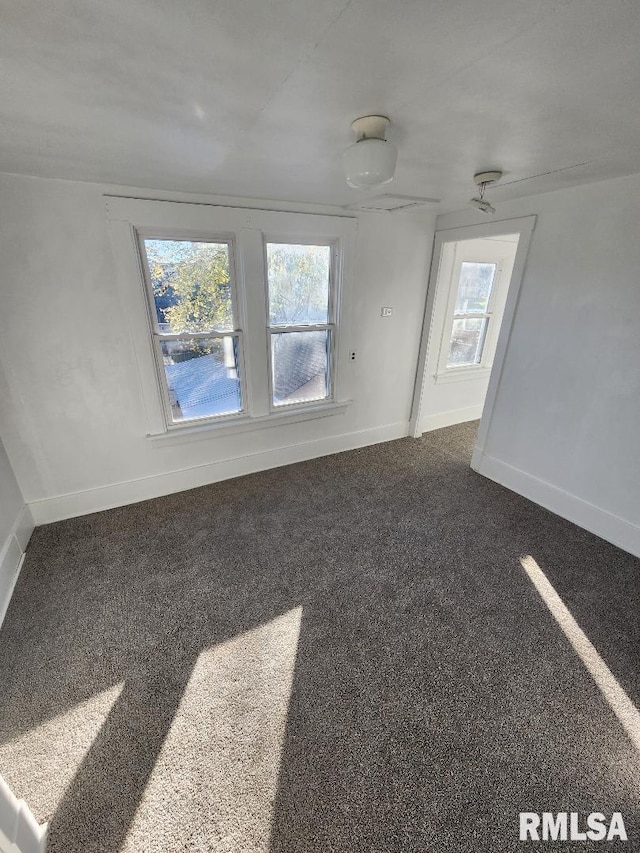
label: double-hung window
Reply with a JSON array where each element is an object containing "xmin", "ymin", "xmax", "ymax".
[
  {"xmin": 434, "ymin": 237, "xmax": 518, "ymax": 380},
  {"xmin": 106, "ymin": 199, "xmax": 355, "ymax": 436},
  {"xmin": 446, "ymin": 261, "xmax": 497, "ymax": 368},
  {"xmin": 140, "ymin": 238, "xmax": 244, "ymax": 424},
  {"xmin": 265, "ymin": 242, "xmax": 335, "ymax": 408}
]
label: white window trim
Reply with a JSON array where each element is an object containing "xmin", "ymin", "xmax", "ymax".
[
  {"xmin": 433, "ymin": 365, "xmax": 492, "ymax": 384},
  {"xmin": 136, "ymin": 228, "xmax": 249, "ymax": 429},
  {"xmin": 105, "ymin": 197, "xmax": 357, "ymax": 438},
  {"xmin": 146, "ymin": 400, "xmax": 350, "ymax": 446},
  {"xmin": 263, "ymin": 234, "xmax": 341, "ymax": 412}
]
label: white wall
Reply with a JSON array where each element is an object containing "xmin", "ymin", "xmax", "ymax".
[
  {"xmin": 437, "ymin": 174, "xmax": 640, "ymax": 556},
  {"xmin": 418, "ymin": 237, "xmax": 517, "ymax": 432},
  {"xmin": 0, "ymin": 173, "xmax": 435, "ymax": 523}
]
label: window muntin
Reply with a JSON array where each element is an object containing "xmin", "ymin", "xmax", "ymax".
[
  {"xmin": 140, "ymin": 237, "xmax": 243, "ymax": 425},
  {"xmin": 265, "ymin": 242, "xmax": 334, "ymax": 408},
  {"xmin": 446, "ymin": 261, "xmax": 497, "ymax": 368}
]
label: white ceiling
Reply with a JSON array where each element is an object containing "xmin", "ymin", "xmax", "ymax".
[{"xmin": 1, "ymin": 0, "xmax": 640, "ymax": 212}]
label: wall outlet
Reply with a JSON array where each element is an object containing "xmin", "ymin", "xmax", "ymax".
[
  {"xmin": 349, "ymin": 351, "xmax": 356, "ymax": 361},
  {"xmin": 381, "ymin": 306, "xmax": 393, "ymax": 317}
]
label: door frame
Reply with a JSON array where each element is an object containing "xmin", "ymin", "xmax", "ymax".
[{"xmin": 409, "ymin": 216, "xmax": 536, "ymax": 456}]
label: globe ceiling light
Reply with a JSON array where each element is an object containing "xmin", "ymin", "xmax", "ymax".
[{"xmin": 342, "ymin": 115, "xmax": 398, "ymax": 189}]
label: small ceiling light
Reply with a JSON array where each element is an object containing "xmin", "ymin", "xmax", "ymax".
[
  {"xmin": 342, "ymin": 115, "xmax": 398, "ymax": 189},
  {"xmin": 468, "ymin": 170, "xmax": 502, "ymax": 214}
]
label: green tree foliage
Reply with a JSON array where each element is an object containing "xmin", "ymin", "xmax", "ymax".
[
  {"xmin": 145, "ymin": 240, "xmax": 233, "ymax": 333},
  {"xmin": 267, "ymin": 244, "xmax": 330, "ymax": 325},
  {"xmin": 145, "ymin": 240, "xmax": 331, "ymax": 335}
]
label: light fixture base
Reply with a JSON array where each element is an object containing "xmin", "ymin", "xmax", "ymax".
[
  {"xmin": 351, "ymin": 115, "xmax": 390, "ymax": 141},
  {"xmin": 473, "ymin": 170, "xmax": 503, "ymax": 186}
]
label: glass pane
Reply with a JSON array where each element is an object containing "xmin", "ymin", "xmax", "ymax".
[
  {"xmin": 266, "ymin": 243, "xmax": 331, "ymax": 326},
  {"xmin": 160, "ymin": 336, "xmax": 242, "ymax": 422},
  {"xmin": 447, "ymin": 318, "xmax": 489, "ymax": 367},
  {"xmin": 454, "ymin": 262, "xmax": 496, "ymax": 314},
  {"xmin": 143, "ymin": 239, "xmax": 233, "ymax": 333},
  {"xmin": 271, "ymin": 330, "xmax": 329, "ymax": 406}
]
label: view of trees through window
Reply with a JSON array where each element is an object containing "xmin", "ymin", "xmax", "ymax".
[
  {"xmin": 143, "ymin": 239, "xmax": 240, "ymax": 422},
  {"xmin": 144, "ymin": 239, "xmax": 233, "ymax": 334},
  {"xmin": 141, "ymin": 238, "xmax": 335, "ymax": 422}
]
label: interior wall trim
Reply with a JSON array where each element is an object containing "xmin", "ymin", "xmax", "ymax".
[
  {"xmin": 0, "ymin": 774, "xmax": 47, "ymax": 853},
  {"xmin": 472, "ymin": 448, "xmax": 640, "ymax": 558},
  {"xmin": 421, "ymin": 404, "xmax": 484, "ymax": 433},
  {"xmin": 28, "ymin": 421, "xmax": 410, "ymax": 525},
  {"xmin": 0, "ymin": 505, "xmax": 34, "ymax": 630}
]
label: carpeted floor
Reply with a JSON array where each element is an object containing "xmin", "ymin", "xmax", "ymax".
[{"xmin": 0, "ymin": 422, "xmax": 639, "ymax": 852}]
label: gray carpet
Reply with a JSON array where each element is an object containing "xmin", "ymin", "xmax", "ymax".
[{"xmin": 0, "ymin": 422, "xmax": 639, "ymax": 852}]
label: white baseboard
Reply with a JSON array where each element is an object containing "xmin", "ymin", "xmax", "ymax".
[
  {"xmin": 472, "ymin": 448, "xmax": 640, "ymax": 558},
  {"xmin": 0, "ymin": 775, "xmax": 47, "ymax": 853},
  {"xmin": 29, "ymin": 421, "xmax": 410, "ymax": 525},
  {"xmin": 0, "ymin": 506, "xmax": 34, "ymax": 630},
  {"xmin": 420, "ymin": 404, "xmax": 484, "ymax": 434}
]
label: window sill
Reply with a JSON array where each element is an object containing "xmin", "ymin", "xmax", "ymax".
[
  {"xmin": 433, "ymin": 366, "xmax": 492, "ymax": 384},
  {"xmin": 146, "ymin": 400, "xmax": 351, "ymax": 445}
]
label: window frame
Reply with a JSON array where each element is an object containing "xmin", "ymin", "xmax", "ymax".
[
  {"xmin": 137, "ymin": 230, "xmax": 249, "ymax": 429},
  {"xmin": 263, "ymin": 236, "xmax": 339, "ymax": 411},
  {"xmin": 105, "ymin": 197, "xmax": 356, "ymax": 438},
  {"xmin": 436, "ymin": 253, "xmax": 507, "ymax": 379},
  {"xmin": 444, "ymin": 259, "xmax": 499, "ymax": 371}
]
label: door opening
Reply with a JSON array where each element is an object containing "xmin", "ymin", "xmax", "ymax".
[{"xmin": 410, "ymin": 217, "xmax": 535, "ymax": 441}]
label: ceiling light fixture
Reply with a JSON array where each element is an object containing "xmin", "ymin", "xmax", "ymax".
[
  {"xmin": 468, "ymin": 170, "xmax": 502, "ymax": 214},
  {"xmin": 342, "ymin": 115, "xmax": 398, "ymax": 189}
]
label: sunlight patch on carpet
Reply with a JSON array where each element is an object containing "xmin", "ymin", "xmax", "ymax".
[
  {"xmin": 521, "ymin": 555, "xmax": 640, "ymax": 755},
  {"xmin": 0, "ymin": 682, "xmax": 124, "ymax": 822},
  {"xmin": 123, "ymin": 606, "xmax": 303, "ymax": 853}
]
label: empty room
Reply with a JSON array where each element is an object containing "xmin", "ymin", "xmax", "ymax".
[{"xmin": 0, "ymin": 1, "xmax": 639, "ymax": 851}]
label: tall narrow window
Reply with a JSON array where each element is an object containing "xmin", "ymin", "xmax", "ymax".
[
  {"xmin": 140, "ymin": 238, "xmax": 243, "ymax": 424},
  {"xmin": 265, "ymin": 242, "xmax": 333, "ymax": 407},
  {"xmin": 446, "ymin": 261, "xmax": 496, "ymax": 368}
]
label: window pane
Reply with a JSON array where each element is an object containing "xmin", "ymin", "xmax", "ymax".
[
  {"xmin": 161, "ymin": 336, "xmax": 241, "ymax": 422},
  {"xmin": 271, "ymin": 330, "xmax": 329, "ymax": 406},
  {"xmin": 144, "ymin": 239, "xmax": 233, "ymax": 333},
  {"xmin": 454, "ymin": 262, "xmax": 496, "ymax": 314},
  {"xmin": 447, "ymin": 318, "xmax": 489, "ymax": 367},
  {"xmin": 266, "ymin": 243, "xmax": 331, "ymax": 326}
]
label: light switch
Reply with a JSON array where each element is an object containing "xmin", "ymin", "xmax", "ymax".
[{"xmin": 381, "ymin": 307, "xmax": 393, "ymax": 317}]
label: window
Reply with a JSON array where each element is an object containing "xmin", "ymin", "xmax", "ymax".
[
  {"xmin": 446, "ymin": 261, "xmax": 496, "ymax": 368},
  {"xmin": 431, "ymin": 235, "xmax": 519, "ymax": 382},
  {"xmin": 140, "ymin": 238, "xmax": 244, "ymax": 424},
  {"xmin": 266, "ymin": 242, "xmax": 334, "ymax": 408},
  {"xmin": 106, "ymin": 199, "xmax": 355, "ymax": 436}
]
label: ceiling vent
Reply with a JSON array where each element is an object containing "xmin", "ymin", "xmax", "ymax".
[{"xmin": 345, "ymin": 194, "xmax": 440, "ymax": 213}]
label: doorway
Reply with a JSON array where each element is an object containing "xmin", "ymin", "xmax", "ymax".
[{"xmin": 410, "ymin": 217, "xmax": 535, "ymax": 441}]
